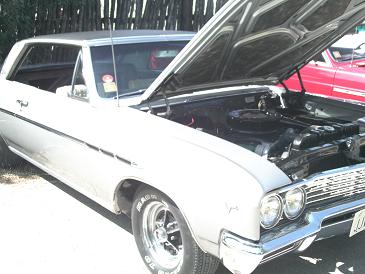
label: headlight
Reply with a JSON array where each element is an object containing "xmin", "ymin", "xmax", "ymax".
[
  {"xmin": 284, "ymin": 188, "xmax": 306, "ymax": 220},
  {"xmin": 260, "ymin": 195, "xmax": 283, "ymax": 229}
]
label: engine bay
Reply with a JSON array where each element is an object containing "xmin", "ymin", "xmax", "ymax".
[{"xmin": 165, "ymin": 87, "xmax": 365, "ymax": 180}]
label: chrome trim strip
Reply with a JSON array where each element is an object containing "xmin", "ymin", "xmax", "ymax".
[
  {"xmin": 8, "ymin": 145, "xmax": 118, "ymax": 213},
  {"xmin": 333, "ymin": 87, "xmax": 365, "ymax": 98},
  {"xmin": 261, "ymin": 241, "xmax": 302, "ymax": 264},
  {"xmin": 308, "ymin": 188, "xmax": 365, "ymax": 204},
  {"xmin": 22, "ymin": 34, "xmax": 195, "ymax": 48},
  {"xmin": 0, "ymin": 107, "xmax": 132, "ymax": 165},
  {"xmin": 321, "ymin": 215, "xmax": 354, "ymax": 230}
]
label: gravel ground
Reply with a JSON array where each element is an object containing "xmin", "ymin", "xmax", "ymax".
[
  {"xmin": 0, "ymin": 164, "xmax": 147, "ymax": 274},
  {"xmin": 0, "ymin": 164, "xmax": 364, "ymax": 274}
]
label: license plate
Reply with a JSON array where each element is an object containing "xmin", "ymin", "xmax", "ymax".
[{"xmin": 350, "ymin": 209, "xmax": 365, "ymax": 237}]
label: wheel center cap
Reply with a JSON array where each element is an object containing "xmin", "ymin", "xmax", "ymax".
[{"xmin": 154, "ymin": 228, "xmax": 168, "ymax": 243}]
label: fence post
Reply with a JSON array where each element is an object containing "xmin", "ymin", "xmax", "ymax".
[{"xmin": 181, "ymin": 0, "xmax": 193, "ymax": 31}]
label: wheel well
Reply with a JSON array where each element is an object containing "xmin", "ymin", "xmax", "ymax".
[
  {"xmin": 114, "ymin": 179, "xmax": 208, "ymax": 254},
  {"xmin": 115, "ymin": 179, "xmax": 145, "ymax": 217}
]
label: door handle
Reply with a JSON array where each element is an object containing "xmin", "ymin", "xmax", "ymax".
[{"xmin": 16, "ymin": 100, "xmax": 29, "ymax": 108}]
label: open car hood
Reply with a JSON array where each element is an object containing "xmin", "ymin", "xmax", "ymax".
[{"xmin": 142, "ymin": 0, "xmax": 365, "ymax": 102}]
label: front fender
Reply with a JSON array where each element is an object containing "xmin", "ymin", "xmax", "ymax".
[
  {"xmin": 131, "ymin": 137, "xmax": 287, "ymax": 257},
  {"xmin": 84, "ymin": 108, "xmax": 292, "ymax": 257}
]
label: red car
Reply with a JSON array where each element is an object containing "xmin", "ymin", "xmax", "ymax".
[{"xmin": 284, "ymin": 33, "xmax": 365, "ymax": 102}]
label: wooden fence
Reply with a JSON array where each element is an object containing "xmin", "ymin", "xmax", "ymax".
[{"xmin": 0, "ymin": 0, "xmax": 229, "ymax": 62}]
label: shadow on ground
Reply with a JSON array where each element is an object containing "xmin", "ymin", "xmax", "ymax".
[
  {"xmin": 0, "ymin": 163, "xmax": 45, "ymax": 184},
  {"xmin": 0, "ymin": 163, "xmax": 132, "ymax": 232},
  {"xmin": 37, "ymin": 166, "xmax": 133, "ymax": 234}
]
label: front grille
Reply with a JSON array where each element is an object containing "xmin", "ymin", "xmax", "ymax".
[{"xmin": 306, "ymin": 167, "xmax": 365, "ymax": 205}]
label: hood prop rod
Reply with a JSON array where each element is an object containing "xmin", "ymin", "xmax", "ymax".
[{"xmin": 296, "ymin": 68, "xmax": 306, "ymax": 94}]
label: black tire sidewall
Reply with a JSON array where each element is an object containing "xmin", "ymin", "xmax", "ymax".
[{"xmin": 132, "ymin": 187, "xmax": 198, "ymax": 274}]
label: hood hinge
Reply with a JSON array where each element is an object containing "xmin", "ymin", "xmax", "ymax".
[
  {"xmin": 161, "ymin": 90, "xmax": 172, "ymax": 118},
  {"xmin": 153, "ymin": 72, "xmax": 177, "ymax": 118}
]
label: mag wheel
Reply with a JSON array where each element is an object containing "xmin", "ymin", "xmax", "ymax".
[
  {"xmin": 132, "ymin": 186, "xmax": 219, "ymax": 274},
  {"xmin": 142, "ymin": 200, "xmax": 183, "ymax": 269}
]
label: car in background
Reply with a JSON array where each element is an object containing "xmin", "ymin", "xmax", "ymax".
[{"xmin": 284, "ymin": 33, "xmax": 365, "ymax": 102}]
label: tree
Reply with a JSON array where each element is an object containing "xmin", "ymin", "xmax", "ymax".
[
  {"xmin": 0, "ymin": 0, "xmax": 36, "ymax": 63},
  {"xmin": 0, "ymin": 0, "xmax": 221, "ymax": 63}
]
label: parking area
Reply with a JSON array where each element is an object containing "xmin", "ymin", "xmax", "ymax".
[{"xmin": 0, "ymin": 165, "xmax": 364, "ymax": 274}]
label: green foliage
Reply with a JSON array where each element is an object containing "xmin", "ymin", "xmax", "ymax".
[
  {"xmin": 0, "ymin": 0, "xmax": 218, "ymax": 63},
  {"xmin": 0, "ymin": 0, "xmax": 89, "ymax": 63},
  {"xmin": 0, "ymin": 0, "xmax": 37, "ymax": 63}
]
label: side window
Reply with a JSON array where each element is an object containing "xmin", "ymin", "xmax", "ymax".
[
  {"xmin": 312, "ymin": 53, "xmax": 326, "ymax": 63},
  {"xmin": 11, "ymin": 44, "xmax": 81, "ymax": 93}
]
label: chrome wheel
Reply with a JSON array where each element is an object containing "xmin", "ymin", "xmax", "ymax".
[
  {"xmin": 133, "ymin": 187, "xmax": 220, "ymax": 274},
  {"xmin": 142, "ymin": 201, "xmax": 183, "ymax": 269}
]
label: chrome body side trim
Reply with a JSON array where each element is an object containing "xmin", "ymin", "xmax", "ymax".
[
  {"xmin": 0, "ymin": 107, "xmax": 132, "ymax": 166},
  {"xmin": 8, "ymin": 145, "xmax": 118, "ymax": 212}
]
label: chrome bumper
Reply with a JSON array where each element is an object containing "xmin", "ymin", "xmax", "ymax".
[{"xmin": 219, "ymin": 196, "xmax": 365, "ymax": 274}]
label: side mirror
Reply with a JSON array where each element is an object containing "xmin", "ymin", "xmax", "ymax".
[
  {"xmin": 72, "ymin": 84, "xmax": 88, "ymax": 99},
  {"xmin": 56, "ymin": 85, "xmax": 73, "ymax": 97},
  {"xmin": 56, "ymin": 84, "xmax": 89, "ymax": 101}
]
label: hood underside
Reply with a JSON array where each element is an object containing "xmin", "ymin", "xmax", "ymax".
[{"xmin": 143, "ymin": 0, "xmax": 365, "ymax": 102}]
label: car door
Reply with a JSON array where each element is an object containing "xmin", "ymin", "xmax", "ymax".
[
  {"xmin": 284, "ymin": 52, "xmax": 337, "ymax": 96},
  {"xmin": 332, "ymin": 65, "xmax": 365, "ymax": 101},
  {"xmin": 0, "ymin": 43, "xmax": 130, "ymax": 205}
]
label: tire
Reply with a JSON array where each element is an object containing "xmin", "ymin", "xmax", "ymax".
[
  {"xmin": 132, "ymin": 186, "xmax": 220, "ymax": 274},
  {"xmin": 0, "ymin": 136, "xmax": 23, "ymax": 168}
]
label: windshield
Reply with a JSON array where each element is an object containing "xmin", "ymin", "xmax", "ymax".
[
  {"xmin": 329, "ymin": 46, "xmax": 365, "ymax": 62},
  {"xmin": 91, "ymin": 41, "xmax": 188, "ymax": 98}
]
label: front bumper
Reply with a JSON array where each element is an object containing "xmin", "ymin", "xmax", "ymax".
[{"xmin": 219, "ymin": 196, "xmax": 365, "ymax": 274}]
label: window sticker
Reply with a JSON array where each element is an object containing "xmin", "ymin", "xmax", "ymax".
[
  {"xmin": 102, "ymin": 74, "xmax": 114, "ymax": 83},
  {"xmin": 103, "ymin": 82, "xmax": 117, "ymax": 93}
]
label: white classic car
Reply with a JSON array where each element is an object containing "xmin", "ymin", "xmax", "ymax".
[{"xmin": 2, "ymin": 1, "xmax": 365, "ymax": 274}]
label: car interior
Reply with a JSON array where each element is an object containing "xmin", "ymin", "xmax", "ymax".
[{"xmin": 10, "ymin": 44, "xmax": 80, "ymax": 93}]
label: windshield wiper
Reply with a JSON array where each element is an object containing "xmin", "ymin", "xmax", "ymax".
[{"xmin": 113, "ymin": 89, "xmax": 146, "ymax": 99}]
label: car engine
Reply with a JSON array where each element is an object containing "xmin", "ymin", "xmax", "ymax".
[
  {"xmin": 226, "ymin": 108, "xmax": 359, "ymax": 159},
  {"xmin": 168, "ymin": 87, "xmax": 365, "ymax": 180}
]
